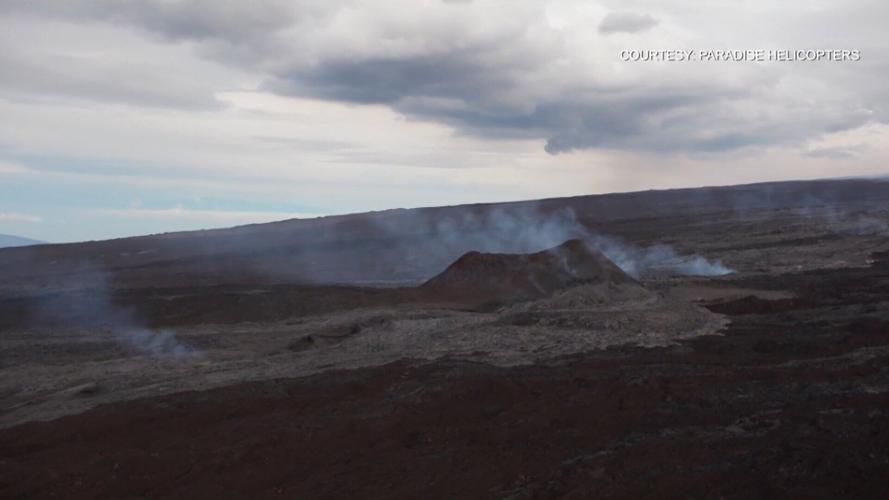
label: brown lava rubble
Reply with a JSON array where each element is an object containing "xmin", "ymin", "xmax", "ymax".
[{"xmin": 420, "ymin": 239, "xmax": 635, "ymax": 304}]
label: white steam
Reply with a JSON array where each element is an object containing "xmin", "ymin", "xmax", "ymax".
[
  {"xmin": 375, "ymin": 205, "xmax": 733, "ymax": 278},
  {"xmin": 794, "ymin": 203, "xmax": 889, "ymax": 237},
  {"xmin": 589, "ymin": 237, "xmax": 733, "ymax": 278},
  {"xmin": 119, "ymin": 326, "xmax": 200, "ymax": 358},
  {"xmin": 32, "ymin": 269, "xmax": 201, "ymax": 359}
]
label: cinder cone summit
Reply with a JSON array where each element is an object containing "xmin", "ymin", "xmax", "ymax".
[{"xmin": 421, "ymin": 239, "xmax": 634, "ymax": 302}]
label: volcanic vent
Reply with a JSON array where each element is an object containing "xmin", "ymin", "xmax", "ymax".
[{"xmin": 420, "ymin": 239, "xmax": 635, "ymax": 304}]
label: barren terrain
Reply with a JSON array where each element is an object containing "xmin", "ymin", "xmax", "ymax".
[{"xmin": 3, "ymin": 179, "xmax": 889, "ymax": 498}]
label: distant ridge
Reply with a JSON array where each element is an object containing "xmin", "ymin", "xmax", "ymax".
[
  {"xmin": 0, "ymin": 234, "xmax": 44, "ymax": 249},
  {"xmin": 0, "ymin": 177, "xmax": 887, "ymax": 290}
]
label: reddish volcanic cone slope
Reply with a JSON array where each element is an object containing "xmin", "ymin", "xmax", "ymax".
[{"xmin": 420, "ymin": 239, "xmax": 634, "ymax": 304}]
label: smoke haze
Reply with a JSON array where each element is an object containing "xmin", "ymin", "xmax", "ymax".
[
  {"xmin": 373, "ymin": 205, "xmax": 733, "ymax": 279},
  {"xmin": 29, "ymin": 269, "xmax": 200, "ymax": 359}
]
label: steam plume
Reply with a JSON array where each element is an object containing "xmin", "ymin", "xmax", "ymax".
[{"xmin": 375, "ymin": 205, "xmax": 733, "ymax": 278}]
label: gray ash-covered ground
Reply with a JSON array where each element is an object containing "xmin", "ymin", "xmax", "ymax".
[
  {"xmin": 2, "ymin": 179, "xmax": 889, "ymax": 498},
  {"xmin": 0, "ymin": 241, "xmax": 722, "ymax": 428}
]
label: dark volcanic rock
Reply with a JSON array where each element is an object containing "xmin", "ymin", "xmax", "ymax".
[
  {"xmin": 5, "ymin": 263, "xmax": 889, "ymax": 499},
  {"xmin": 420, "ymin": 239, "xmax": 634, "ymax": 303}
]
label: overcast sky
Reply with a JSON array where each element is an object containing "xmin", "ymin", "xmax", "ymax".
[{"xmin": 1, "ymin": 0, "xmax": 888, "ymax": 242}]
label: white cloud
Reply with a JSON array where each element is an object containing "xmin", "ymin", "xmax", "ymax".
[
  {"xmin": 0, "ymin": 212, "xmax": 43, "ymax": 223},
  {"xmin": 0, "ymin": 161, "xmax": 31, "ymax": 174},
  {"xmin": 0, "ymin": 14, "xmax": 253, "ymax": 110}
]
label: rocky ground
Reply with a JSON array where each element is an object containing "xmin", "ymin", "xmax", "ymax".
[
  {"xmin": 0, "ymin": 256, "xmax": 725, "ymax": 428},
  {"xmin": 2, "ymin": 179, "xmax": 889, "ymax": 498}
]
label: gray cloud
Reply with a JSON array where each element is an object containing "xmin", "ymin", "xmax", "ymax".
[
  {"xmin": 267, "ymin": 52, "xmax": 498, "ymax": 105},
  {"xmin": 598, "ymin": 12, "xmax": 658, "ymax": 34},
  {"xmin": 2, "ymin": 0, "xmax": 886, "ymax": 156},
  {"xmin": 267, "ymin": 49, "xmax": 873, "ymax": 154},
  {"xmin": 0, "ymin": 0, "xmax": 297, "ymax": 42}
]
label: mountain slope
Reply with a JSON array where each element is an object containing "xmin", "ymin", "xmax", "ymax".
[
  {"xmin": 0, "ymin": 178, "xmax": 886, "ymax": 290},
  {"xmin": 0, "ymin": 234, "xmax": 43, "ymax": 249}
]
